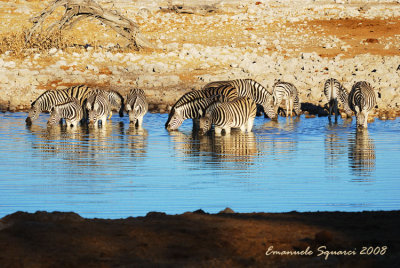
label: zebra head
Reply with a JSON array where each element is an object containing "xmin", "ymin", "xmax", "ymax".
[
  {"xmin": 47, "ymin": 106, "xmax": 61, "ymax": 127},
  {"xmin": 199, "ymin": 110, "xmax": 212, "ymax": 135},
  {"xmin": 263, "ymin": 98, "xmax": 277, "ymax": 120},
  {"xmin": 88, "ymin": 102, "xmax": 100, "ymax": 126},
  {"xmin": 165, "ymin": 107, "xmax": 184, "ymax": 131},
  {"xmin": 125, "ymin": 103, "xmax": 139, "ymax": 124},
  {"xmin": 26, "ymin": 102, "xmax": 41, "ymax": 124},
  {"xmin": 354, "ymin": 106, "xmax": 368, "ymax": 128}
]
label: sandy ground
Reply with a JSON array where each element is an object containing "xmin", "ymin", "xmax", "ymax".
[{"xmin": 0, "ymin": 210, "xmax": 399, "ymax": 267}]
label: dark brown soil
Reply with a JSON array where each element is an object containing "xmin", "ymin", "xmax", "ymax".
[{"xmin": 0, "ymin": 210, "xmax": 399, "ymax": 267}]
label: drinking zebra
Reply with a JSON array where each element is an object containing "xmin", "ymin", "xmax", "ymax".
[
  {"xmin": 26, "ymin": 85, "xmax": 92, "ymax": 124},
  {"xmin": 348, "ymin": 81, "xmax": 376, "ymax": 128},
  {"xmin": 86, "ymin": 92, "xmax": 111, "ymax": 127},
  {"xmin": 47, "ymin": 97, "xmax": 84, "ymax": 127},
  {"xmin": 203, "ymin": 79, "xmax": 276, "ymax": 119},
  {"xmin": 199, "ymin": 97, "xmax": 257, "ymax": 135},
  {"xmin": 165, "ymin": 86, "xmax": 235, "ymax": 130},
  {"xmin": 86, "ymin": 89, "xmax": 124, "ymax": 118},
  {"xmin": 323, "ymin": 78, "xmax": 353, "ymax": 120},
  {"xmin": 271, "ymin": 81, "xmax": 301, "ymax": 119},
  {"xmin": 125, "ymin": 88, "xmax": 148, "ymax": 127}
]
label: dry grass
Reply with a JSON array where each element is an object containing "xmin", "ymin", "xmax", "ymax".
[{"xmin": 0, "ymin": 28, "xmax": 78, "ymax": 55}]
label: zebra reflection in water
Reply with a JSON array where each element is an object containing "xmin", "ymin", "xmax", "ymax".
[
  {"xmin": 348, "ymin": 129, "xmax": 376, "ymax": 178},
  {"xmin": 257, "ymin": 117, "xmax": 300, "ymax": 161},
  {"xmin": 126, "ymin": 125, "xmax": 148, "ymax": 159},
  {"xmin": 324, "ymin": 121, "xmax": 352, "ymax": 176},
  {"xmin": 169, "ymin": 130, "xmax": 258, "ymax": 169}
]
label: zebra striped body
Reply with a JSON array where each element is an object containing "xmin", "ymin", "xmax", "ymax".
[
  {"xmin": 348, "ymin": 81, "xmax": 376, "ymax": 128},
  {"xmin": 203, "ymin": 79, "xmax": 275, "ymax": 119},
  {"xmin": 271, "ymin": 81, "xmax": 301, "ymax": 119},
  {"xmin": 86, "ymin": 89, "xmax": 124, "ymax": 118},
  {"xmin": 165, "ymin": 86, "xmax": 235, "ymax": 130},
  {"xmin": 47, "ymin": 97, "xmax": 83, "ymax": 127},
  {"xmin": 86, "ymin": 93, "xmax": 111, "ymax": 127},
  {"xmin": 125, "ymin": 88, "xmax": 148, "ymax": 127},
  {"xmin": 200, "ymin": 97, "xmax": 257, "ymax": 135},
  {"xmin": 323, "ymin": 78, "xmax": 352, "ymax": 119},
  {"xmin": 26, "ymin": 85, "xmax": 92, "ymax": 124}
]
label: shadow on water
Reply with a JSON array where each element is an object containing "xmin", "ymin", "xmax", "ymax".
[
  {"xmin": 348, "ymin": 128, "xmax": 376, "ymax": 179},
  {"xmin": 169, "ymin": 129, "xmax": 258, "ymax": 170}
]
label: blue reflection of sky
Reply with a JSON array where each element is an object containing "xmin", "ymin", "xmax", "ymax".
[{"xmin": 0, "ymin": 112, "xmax": 399, "ymax": 219}]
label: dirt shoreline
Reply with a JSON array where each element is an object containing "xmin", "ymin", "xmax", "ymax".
[{"xmin": 0, "ymin": 210, "xmax": 399, "ymax": 267}]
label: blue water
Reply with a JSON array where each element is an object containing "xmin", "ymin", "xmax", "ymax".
[{"xmin": 0, "ymin": 112, "xmax": 399, "ymax": 218}]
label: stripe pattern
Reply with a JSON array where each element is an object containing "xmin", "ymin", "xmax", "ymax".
[
  {"xmin": 125, "ymin": 88, "xmax": 148, "ymax": 127},
  {"xmin": 165, "ymin": 87, "xmax": 234, "ymax": 130},
  {"xmin": 323, "ymin": 78, "xmax": 352, "ymax": 119},
  {"xmin": 26, "ymin": 85, "xmax": 92, "ymax": 124},
  {"xmin": 86, "ymin": 92, "xmax": 111, "ymax": 127},
  {"xmin": 199, "ymin": 97, "xmax": 257, "ymax": 135},
  {"xmin": 203, "ymin": 79, "xmax": 275, "ymax": 119},
  {"xmin": 348, "ymin": 81, "xmax": 376, "ymax": 128},
  {"xmin": 86, "ymin": 89, "xmax": 124, "ymax": 119},
  {"xmin": 47, "ymin": 97, "xmax": 84, "ymax": 127},
  {"xmin": 271, "ymin": 81, "xmax": 301, "ymax": 119}
]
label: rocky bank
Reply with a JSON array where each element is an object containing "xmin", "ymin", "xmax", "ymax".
[{"xmin": 0, "ymin": 0, "xmax": 399, "ymax": 118}]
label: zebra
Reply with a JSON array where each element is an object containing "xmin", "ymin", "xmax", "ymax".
[
  {"xmin": 165, "ymin": 86, "xmax": 236, "ymax": 130},
  {"xmin": 323, "ymin": 78, "xmax": 353, "ymax": 120},
  {"xmin": 203, "ymin": 79, "xmax": 276, "ymax": 119},
  {"xmin": 348, "ymin": 81, "xmax": 376, "ymax": 128},
  {"xmin": 125, "ymin": 88, "xmax": 148, "ymax": 127},
  {"xmin": 86, "ymin": 92, "xmax": 111, "ymax": 127},
  {"xmin": 26, "ymin": 85, "xmax": 92, "ymax": 124},
  {"xmin": 47, "ymin": 97, "xmax": 84, "ymax": 127},
  {"xmin": 271, "ymin": 81, "xmax": 301, "ymax": 119},
  {"xmin": 86, "ymin": 89, "xmax": 124, "ymax": 119},
  {"xmin": 199, "ymin": 97, "xmax": 257, "ymax": 135}
]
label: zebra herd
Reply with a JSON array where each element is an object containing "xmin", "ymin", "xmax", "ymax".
[
  {"xmin": 25, "ymin": 85, "xmax": 147, "ymax": 128},
  {"xmin": 25, "ymin": 78, "xmax": 377, "ymax": 133}
]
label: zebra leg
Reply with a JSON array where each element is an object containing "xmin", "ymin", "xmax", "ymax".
[
  {"xmin": 192, "ymin": 118, "xmax": 200, "ymax": 129},
  {"xmin": 363, "ymin": 111, "xmax": 369, "ymax": 128},
  {"xmin": 108, "ymin": 111, "xmax": 113, "ymax": 120},
  {"xmin": 224, "ymin": 127, "xmax": 231, "ymax": 135},
  {"xmin": 334, "ymin": 99, "xmax": 338, "ymax": 121},
  {"xmin": 214, "ymin": 126, "xmax": 223, "ymax": 135},
  {"xmin": 137, "ymin": 116, "xmax": 144, "ymax": 128},
  {"xmin": 239, "ymin": 125, "xmax": 246, "ymax": 132},
  {"xmin": 246, "ymin": 118, "xmax": 255, "ymax": 132}
]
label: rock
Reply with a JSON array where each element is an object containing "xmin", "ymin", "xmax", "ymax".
[{"xmin": 218, "ymin": 207, "xmax": 235, "ymax": 214}]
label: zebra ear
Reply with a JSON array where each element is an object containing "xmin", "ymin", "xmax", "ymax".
[{"xmin": 126, "ymin": 104, "xmax": 131, "ymax": 111}]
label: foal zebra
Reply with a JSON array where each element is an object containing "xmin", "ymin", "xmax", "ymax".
[
  {"xmin": 47, "ymin": 97, "xmax": 83, "ymax": 127},
  {"xmin": 165, "ymin": 86, "xmax": 235, "ymax": 130},
  {"xmin": 203, "ymin": 79, "xmax": 275, "ymax": 119},
  {"xmin": 199, "ymin": 97, "xmax": 257, "ymax": 135},
  {"xmin": 348, "ymin": 81, "xmax": 376, "ymax": 128},
  {"xmin": 26, "ymin": 85, "xmax": 92, "ymax": 124},
  {"xmin": 271, "ymin": 81, "xmax": 301, "ymax": 119},
  {"xmin": 323, "ymin": 78, "xmax": 352, "ymax": 120},
  {"xmin": 86, "ymin": 92, "xmax": 111, "ymax": 127},
  {"xmin": 125, "ymin": 88, "xmax": 148, "ymax": 127}
]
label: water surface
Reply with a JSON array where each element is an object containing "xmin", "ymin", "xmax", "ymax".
[{"xmin": 0, "ymin": 112, "xmax": 399, "ymax": 218}]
